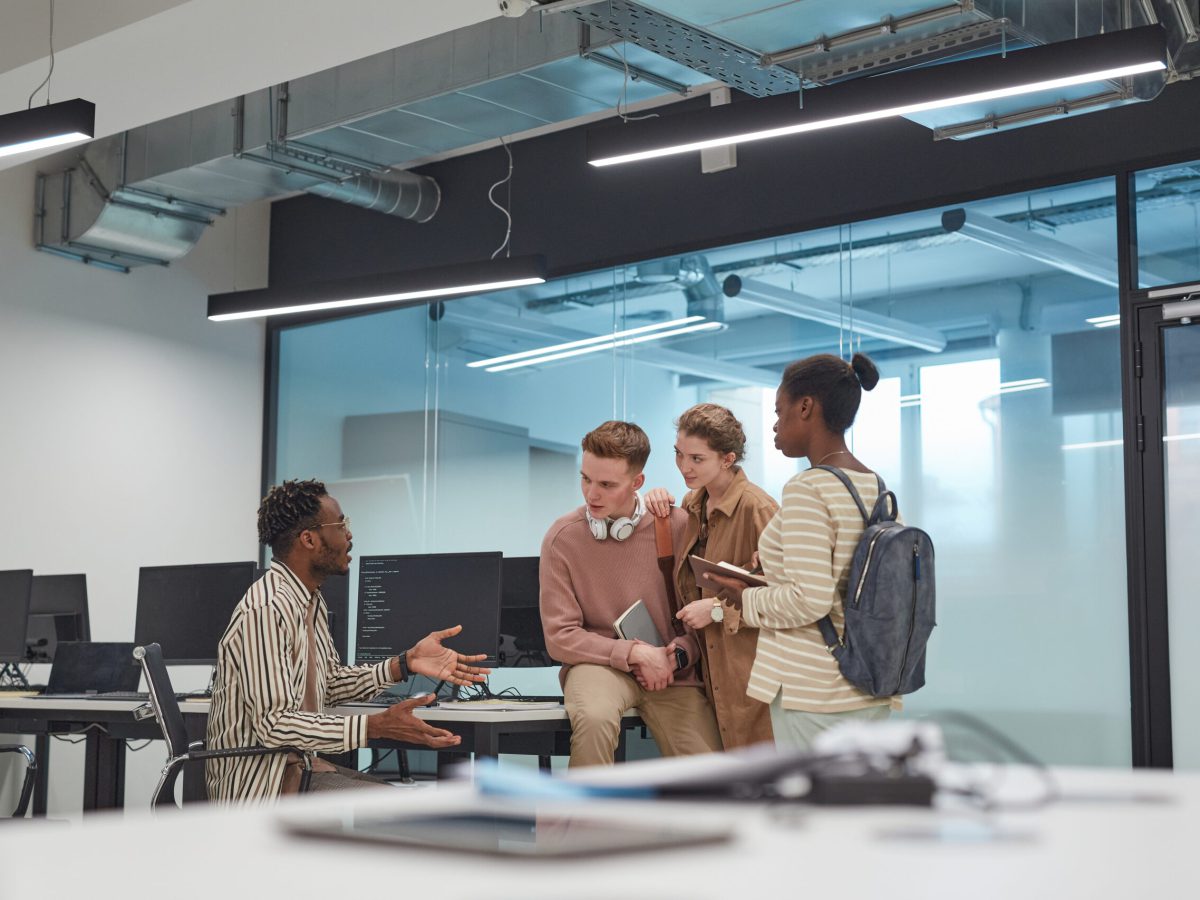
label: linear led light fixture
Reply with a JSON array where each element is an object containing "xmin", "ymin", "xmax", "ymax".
[
  {"xmin": 468, "ymin": 315, "xmax": 708, "ymax": 367},
  {"xmin": 723, "ymin": 275, "xmax": 948, "ymax": 354},
  {"xmin": 0, "ymin": 99, "xmax": 95, "ymax": 159},
  {"xmin": 479, "ymin": 318, "xmax": 724, "ymax": 372},
  {"xmin": 208, "ymin": 255, "xmax": 546, "ymax": 321},
  {"xmin": 1087, "ymin": 314, "xmax": 1121, "ymax": 328},
  {"xmin": 587, "ymin": 26, "xmax": 1167, "ymax": 167}
]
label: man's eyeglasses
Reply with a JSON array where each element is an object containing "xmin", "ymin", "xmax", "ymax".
[{"xmin": 308, "ymin": 516, "xmax": 351, "ymax": 533}]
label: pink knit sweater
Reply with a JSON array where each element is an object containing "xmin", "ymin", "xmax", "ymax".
[{"xmin": 539, "ymin": 506, "xmax": 701, "ymax": 687}]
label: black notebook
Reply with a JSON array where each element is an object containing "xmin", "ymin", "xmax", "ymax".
[{"xmin": 43, "ymin": 642, "xmax": 140, "ymax": 695}]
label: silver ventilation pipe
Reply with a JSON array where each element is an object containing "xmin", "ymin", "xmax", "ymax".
[{"xmin": 306, "ymin": 169, "xmax": 440, "ymax": 222}]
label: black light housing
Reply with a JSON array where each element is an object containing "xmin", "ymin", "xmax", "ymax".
[
  {"xmin": 0, "ymin": 99, "xmax": 95, "ymax": 159},
  {"xmin": 588, "ymin": 25, "xmax": 1168, "ymax": 167},
  {"xmin": 207, "ymin": 255, "xmax": 548, "ymax": 321}
]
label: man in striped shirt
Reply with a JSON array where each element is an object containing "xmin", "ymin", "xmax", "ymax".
[{"xmin": 206, "ymin": 479, "xmax": 490, "ymax": 803}]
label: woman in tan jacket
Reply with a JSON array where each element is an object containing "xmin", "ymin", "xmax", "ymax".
[{"xmin": 645, "ymin": 403, "xmax": 778, "ymax": 749}]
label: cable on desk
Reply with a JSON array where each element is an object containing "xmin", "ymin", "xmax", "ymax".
[{"xmin": 51, "ymin": 723, "xmax": 111, "ymax": 743}]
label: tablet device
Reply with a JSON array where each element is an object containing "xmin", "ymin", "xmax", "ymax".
[{"xmin": 285, "ymin": 808, "xmax": 731, "ymax": 858}]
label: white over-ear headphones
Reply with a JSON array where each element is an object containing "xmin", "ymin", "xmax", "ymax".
[{"xmin": 586, "ymin": 492, "xmax": 645, "ymax": 542}]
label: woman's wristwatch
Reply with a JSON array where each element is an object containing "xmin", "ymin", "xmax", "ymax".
[{"xmin": 710, "ymin": 599, "xmax": 725, "ymax": 623}]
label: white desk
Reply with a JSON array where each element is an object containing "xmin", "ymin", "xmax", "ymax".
[
  {"xmin": 1, "ymin": 766, "xmax": 1196, "ymax": 899},
  {"xmin": 0, "ymin": 697, "xmax": 642, "ymax": 809}
]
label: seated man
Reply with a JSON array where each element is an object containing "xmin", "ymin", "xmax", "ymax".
[
  {"xmin": 206, "ymin": 479, "xmax": 490, "ymax": 803},
  {"xmin": 540, "ymin": 421, "xmax": 721, "ymax": 767}
]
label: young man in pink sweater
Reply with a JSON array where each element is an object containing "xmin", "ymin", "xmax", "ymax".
[{"xmin": 539, "ymin": 421, "xmax": 722, "ymax": 767}]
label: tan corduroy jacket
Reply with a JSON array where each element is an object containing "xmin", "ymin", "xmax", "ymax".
[{"xmin": 673, "ymin": 468, "xmax": 779, "ymax": 749}]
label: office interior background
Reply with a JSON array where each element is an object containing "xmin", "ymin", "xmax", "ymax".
[{"xmin": 2, "ymin": 0, "xmax": 1199, "ymax": 816}]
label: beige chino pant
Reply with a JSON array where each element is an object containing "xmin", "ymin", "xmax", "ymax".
[{"xmin": 563, "ymin": 663, "xmax": 722, "ymax": 767}]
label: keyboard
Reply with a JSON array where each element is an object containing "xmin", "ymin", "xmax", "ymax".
[
  {"xmin": 0, "ymin": 684, "xmax": 46, "ymax": 692},
  {"xmin": 41, "ymin": 691, "xmax": 150, "ymax": 700}
]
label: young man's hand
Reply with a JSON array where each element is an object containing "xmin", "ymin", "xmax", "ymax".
[
  {"xmin": 400, "ymin": 624, "xmax": 492, "ymax": 686},
  {"xmin": 366, "ymin": 694, "xmax": 461, "ymax": 748},
  {"xmin": 629, "ymin": 642, "xmax": 674, "ymax": 691}
]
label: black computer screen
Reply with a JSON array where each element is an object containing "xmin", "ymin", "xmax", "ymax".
[
  {"xmin": 258, "ymin": 567, "xmax": 350, "ymax": 662},
  {"xmin": 0, "ymin": 570, "xmax": 33, "ymax": 663},
  {"xmin": 25, "ymin": 574, "xmax": 90, "ymax": 663},
  {"xmin": 356, "ymin": 553, "xmax": 502, "ymax": 666},
  {"xmin": 134, "ymin": 562, "xmax": 257, "ymax": 664},
  {"xmin": 499, "ymin": 556, "xmax": 553, "ymax": 667}
]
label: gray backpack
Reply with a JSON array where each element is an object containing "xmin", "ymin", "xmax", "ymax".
[{"xmin": 814, "ymin": 466, "xmax": 935, "ymax": 698}]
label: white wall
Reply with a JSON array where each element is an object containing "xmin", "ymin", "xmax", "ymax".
[{"xmin": 0, "ymin": 155, "xmax": 269, "ymax": 817}]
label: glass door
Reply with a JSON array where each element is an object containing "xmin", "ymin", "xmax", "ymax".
[{"xmin": 1134, "ymin": 295, "xmax": 1200, "ymax": 768}]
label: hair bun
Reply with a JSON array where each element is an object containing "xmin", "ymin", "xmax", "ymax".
[{"xmin": 850, "ymin": 353, "xmax": 880, "ymax": 391}]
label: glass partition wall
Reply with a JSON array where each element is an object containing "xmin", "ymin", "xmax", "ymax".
[{"xmin": 273, "ymin": 175, "xmax": 1132, "ymax": 766}]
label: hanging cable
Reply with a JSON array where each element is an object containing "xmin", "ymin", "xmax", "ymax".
[
  {"xmin": 488, "ymin": 136, "xmax": 514, "ymax": 259},
  {"xmin": 615, "ymin": 40, "xmax": 660, "ymax": 123},
  {"xmin": 27, "ymin": 0, "xmax": 56, "ymax": 109}
]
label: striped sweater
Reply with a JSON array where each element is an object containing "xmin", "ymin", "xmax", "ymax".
[
  {"xmin": 205, "ymin": 561, "xmax": 395, "ymax": 804},
  {"xmin": 741, "ymin": 468, "xmax": 900, "ymax": 713}
]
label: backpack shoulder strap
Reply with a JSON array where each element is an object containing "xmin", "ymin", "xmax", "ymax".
[
  {"xmin": 653, "ymin": 514, "xmax": 686, "ymax": 639},
  {"xmin": 813, "ymin": 465, "xmax": 869, "ymax": 524}
]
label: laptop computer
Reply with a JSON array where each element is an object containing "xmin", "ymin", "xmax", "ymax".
[{"xmin": 42, "ymin": 641, "xmax": 142, "ymax": 697}]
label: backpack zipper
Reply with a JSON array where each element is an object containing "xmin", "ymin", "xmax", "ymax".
[
  {"xmin": 893, "ymin": 542, "xmax": 921, "ymax": 693},
  {"xmin": 853, "ymin": 527, "xmax": 888, "ymax": 606}
]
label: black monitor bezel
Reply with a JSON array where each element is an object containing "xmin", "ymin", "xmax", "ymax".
[
  {"xmin": 355, "ymin": 551, "xmax": 504, "ymax": 667},
  {"xmin": 134, "ymin": 561, "xmax": 256, "ymax": 665},
  {"xmin": 0, "ymin": 569, "xmax": 34, "ymax": 663}
]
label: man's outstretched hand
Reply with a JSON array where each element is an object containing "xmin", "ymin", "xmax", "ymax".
[
  {"xmin": 402, "ymin": 624, "xmax": 492, "ymax": 686},
  {"xmin": 366, "ymin": 694, "xmax": 461, "ymax": 748}
]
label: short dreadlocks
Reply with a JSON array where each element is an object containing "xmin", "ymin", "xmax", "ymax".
[{"xmin": 257, "ymin": 479, "xmax": 327, "ymax": 556}]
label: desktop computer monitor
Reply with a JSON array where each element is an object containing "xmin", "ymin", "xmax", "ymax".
[
  {"xmin": 134, "ymin": 562, "xmax": 257, "ymax": 665},
  {"xmin": 255, "ymin": 567, "xmax": 349, "ymax": 662},
  {"xmin": 356, "ymin": 553, "xmax": 502, "ymax": 667},
  {"xmin": 499, "ymin": 556, "xmax": 553, "ymax": 667},
  {"xmin": 0, "ymin": 570, "xmax": 34, "ymax": 664},
  {"xmin": 25, "ymin": 574, "xmax": 90, "ymax": 663}
]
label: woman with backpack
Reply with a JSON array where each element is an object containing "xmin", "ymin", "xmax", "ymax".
[
  {"xmin": 643, "ymin": 403, "xmax": 778, "ymax": 749},
  {"xmin": 702, "ymin": 353, "xmax": 901, "ymax": 750}
]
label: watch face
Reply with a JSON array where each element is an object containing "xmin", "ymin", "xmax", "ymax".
[{"xmin": 710, "ymin": 603, "xmax": 724, "ymax": 623}]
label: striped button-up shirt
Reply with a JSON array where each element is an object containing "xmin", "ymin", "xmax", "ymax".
[
  {"xmin": 205, "ymin": 560, "xmax": 394, "ymax": 804},
  {"xmin": 742, "ymin": 468, "xmax": 900, "ymax": 714}
]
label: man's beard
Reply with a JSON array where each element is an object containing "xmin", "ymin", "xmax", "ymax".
[{"xmin": 311, "ymin": 537, "xmax": 348, "ymax": 579}]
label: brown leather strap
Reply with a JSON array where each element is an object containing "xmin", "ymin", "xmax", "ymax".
[{"xmin": 653, "ymin": 515, "xmax": 686, "ymax": 639}]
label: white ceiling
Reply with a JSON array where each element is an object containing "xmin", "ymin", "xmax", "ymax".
[{"xmin": 0, "ymin": 0, "xmax": 501, "ymax": 172}]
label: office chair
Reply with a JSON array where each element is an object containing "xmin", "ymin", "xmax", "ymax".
[
  {"xmin": 0, "ymin": 744, "xmax": 36, "ymax": 818},
  {"xmin": 132, "ymin": 643, "xmax": 311, "ymax": 808}
]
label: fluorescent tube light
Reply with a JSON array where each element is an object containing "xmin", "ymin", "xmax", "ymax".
[
  {"xmin": 1062, "ymin": 439, "xmax": 1123, "ymax": 450},
  {"xmin": 483, "ymin": 320, "xmax": 724, "ymax": 372},
  {"xmin": 1087, "ymin": 314, "xmax": 1121, "ymax": 328},
  {"xmin": 208, "ymin": 256, "xmax": 547, "ymax": 321},
  {"xmin": 0, "ymin": 99, "xmax": 95, "ymax": 159},
  {"xmin": 467, "ymin": 316, "xmax": 707, "ymax": 368},
  {"xmin": 588, "ymin": 26, "xmax": 1168, "ymax": 168},
  {"xmin": 992, "ymin": 378, "xmax": 1051, "ymax": 397}
]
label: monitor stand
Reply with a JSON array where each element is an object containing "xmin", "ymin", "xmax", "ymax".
[{"xmin": 0, "ymin": 662, "xmax": 30, "ymax": 688}]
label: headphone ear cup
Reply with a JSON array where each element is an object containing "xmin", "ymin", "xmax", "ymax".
[
  {"xmin": 587, "ymin": 514, "xmax": 608, "ymax": 541},
  {"xmin": 609, "ymin": 517, "xmax": 634, "ymax": 541}
]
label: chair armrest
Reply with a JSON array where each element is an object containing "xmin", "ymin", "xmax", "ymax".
[{"xmin": 188, "ymin": 745, "xmax": 306, "ymax": 762}]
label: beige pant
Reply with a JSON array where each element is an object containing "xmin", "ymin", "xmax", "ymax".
[
  {"xmin": 563, "ymin": 664, "xmax": 722, "ymax": 767},
  {"xmin": 768, "ymin": 692, "xmax": 891, "ymax": 751}
]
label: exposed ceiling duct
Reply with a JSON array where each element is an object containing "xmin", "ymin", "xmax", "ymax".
[{"xmin": 31, "ymin": 11, "xmax": 710, "ymax": 271}]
